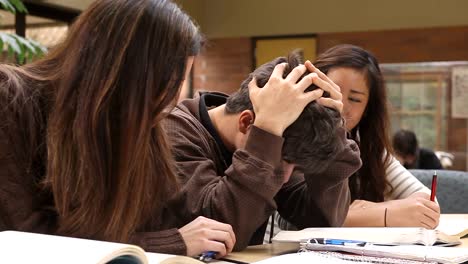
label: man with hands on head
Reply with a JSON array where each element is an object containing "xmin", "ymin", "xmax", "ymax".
[{"xmin": 161, "ymin": 51, "xmax": 362, "ymax": 251}]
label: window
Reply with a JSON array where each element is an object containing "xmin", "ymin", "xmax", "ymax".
[{"xmin": 382, "ymin": 62, "xmax": 468, "ymax": 170}]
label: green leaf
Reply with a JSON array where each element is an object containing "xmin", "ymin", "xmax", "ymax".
[
  {"xmin": 8, "ymin": 0, "xmax": 27, "ymax": 13},
  {"xmin": 0, "ymin": 33, "xmax": 27, "ymax": 64},
  {"xmin": 0, "ymin": 33, "xmax": 21, "ymax": 55},
  {"xmin": 28, "ymin": 38, "xmax": 48, "ymax": 54},
  {"xmin": 14, "ymin": 35, "xmax": 39, "ymax": 63},
  {"xmin": 7, "ymin": 45, "xmax": 14, "ymax": 59},
  {"xmin": 12, "ymin": 35, "xmax": 26, "ymax": 64},
  {"xmin": 0, "ymin": 0, "xmax": 28, "ymax": 14},
  {"xmin": 14, "ymin": 35, "xmax": 35, "ymax": 53},
  {"xmin": 0, "ymin": 32, "xmax": 47, "ymax": 64},
  {"xmin": 17, "ymin": 47, "xmax": 25, "ymax": 64},
  {"xmin": 0, "ymin": 0, "xmax": 43, "ymax": 64},
  {"xmin": 28, "ymin": 48, "xmax": 34, "ymax": 62},
  {"xmin": 19, "ymin": 36, "xmax": 48, "ymax": 62},
  {"xmin": 0, "ymin": 0, "xmax": 16, "ymax": 14}
]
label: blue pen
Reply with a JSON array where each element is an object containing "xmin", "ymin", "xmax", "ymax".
[
  {"xmin": 309, "ymin": 238, "xmax": 366, "ymax": 246},
  {"xmin": 199, "ymin": 251, "xmax": 217, "ymax": 262}
]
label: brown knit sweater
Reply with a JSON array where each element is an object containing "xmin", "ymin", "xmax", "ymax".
[
  {"xmin": 162, "ymin": 93, "xmax": 362, "ymax": 251},
  {"xmin": 0, "ymin": 86, "xmax": 186, "ymax": 255}
]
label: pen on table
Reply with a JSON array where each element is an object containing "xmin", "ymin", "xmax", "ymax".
[
  {"xmin": 430, "ymin": 170, "xmax": 437, "ymax": 202},
  {"xmin": 199, "ymin": 251, "xmax": 217, "ymax": 262},
  {"xmin": 308, "ymin": 238, "xmax": 367, "ymax": 246}
]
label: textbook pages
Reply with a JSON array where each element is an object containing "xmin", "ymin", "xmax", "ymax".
[
  {"xmin": 437, "ymin": 214, "xmax": 468, "ymax": 238},
  {"xmin": 272, "ymin": 227, "xmax": 461, "ymax": 247},
  {"xmin": 0, "ymin": 231, "xmax": 202, "ymax": 264}
]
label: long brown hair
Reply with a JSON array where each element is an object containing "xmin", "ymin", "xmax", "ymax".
[
  {"xmin": 0, "ymin": 0, "xmax": 202, "ymax": 242},
  {"xmin": 313, "ymin": 44, "xmax": 392, "ymax": 202}
]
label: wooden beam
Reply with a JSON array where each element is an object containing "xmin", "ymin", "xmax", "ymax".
[
  {"xmin": 15, "ymin": 12, "xmax": 26, "ymax": 37},
  {"xmin": 22, "ymin": 1, "xmax": 81, "ymax": 24}
]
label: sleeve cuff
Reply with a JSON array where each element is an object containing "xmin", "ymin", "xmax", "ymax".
[
  {"xmin": 243, "ymin": 125, "xmax": 284, "ymax": 167},
  {"xmin": 131, "ymin": 228, "xmax": 187, "ymax": 255}
]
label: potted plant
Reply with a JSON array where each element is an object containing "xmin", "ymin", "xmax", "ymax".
[{"xmin": 0, "ymin": 0, "xmax": 47, "ymax": 63}]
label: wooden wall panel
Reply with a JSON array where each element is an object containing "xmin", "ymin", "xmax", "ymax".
[{"xmin": 317, "ymin": 26, "xmax": 468, "ymax": 63}]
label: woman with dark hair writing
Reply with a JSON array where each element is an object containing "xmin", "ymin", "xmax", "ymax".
[
  {"xmin": 311, "ymin": 45, "xmax": 439, "ymax": 228},
  {"xmin": 279, "ymin": 44, "xmax": 440, "ymax": 230},
  {"xmin": 0, "ymin": 0, "xmax": 235, "ymax": 257}
]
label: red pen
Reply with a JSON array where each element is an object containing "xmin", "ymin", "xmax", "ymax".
[{"xmin": 430, "ymin": 171, "xmax": 437, "ymax": 202}]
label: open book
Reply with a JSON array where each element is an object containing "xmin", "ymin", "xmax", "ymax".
[
  {"xmin": 272, "ymin": 227, "xmax": 461, "ymax": 247},
  {"xmin": 437, "ymin": 214, "xmax": 468, "ymax": 238},
  {"xmin": 0, "ymin": 231, "xmax": 204, "ymax": 264}
]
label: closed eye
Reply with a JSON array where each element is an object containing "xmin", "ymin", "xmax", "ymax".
[{"xmin": 349, "ymin": 97, "xmax": 362, "ymax": 103}]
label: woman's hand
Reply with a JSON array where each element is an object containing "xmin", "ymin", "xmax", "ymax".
[
  {"xmin": 386, "ymin": 192, "xmax": 440, "ymax": 229},
  {"xmin": 179, "ymin": 216, "xmax": 236, "ymax": 257},
  {"xmin": 304, "ymin": 61, "xmax": 343, "ymax": 113}
]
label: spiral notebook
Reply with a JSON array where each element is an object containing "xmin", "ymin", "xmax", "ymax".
[
  {"xmin": 251, "ymin": 251, "xmax": 437, "ymax": 264},
  {"xmin": 299, "ymin": 242, "xmax": 468, "ymax": 264},
  {"xmin": 272, "ymin": 227, "xmax": 461, "ymax": 246}
]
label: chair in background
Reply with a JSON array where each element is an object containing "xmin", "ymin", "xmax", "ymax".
[{"xmin": 409, "ymin": 169, "xmax": 468, "ymax": 213}]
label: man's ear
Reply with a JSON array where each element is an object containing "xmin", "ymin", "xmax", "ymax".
[{"xmin": 238, "ymin": 110, "xmax": 255, "ymax": 134}]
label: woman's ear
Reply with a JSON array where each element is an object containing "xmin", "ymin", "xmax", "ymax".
[{"xmin": 238, "ymin": 110, "xmax": 255, "ymax": 134}]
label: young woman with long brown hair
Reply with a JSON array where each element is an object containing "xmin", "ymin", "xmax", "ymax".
[
  {"xmin": 0, "ymin": 0, "xmax": 235, "ymax": 257},
  {"xmin": 310, "ymin": 45, "xmax": 439, "ymax": 228},
  {"xmin": 278, "ymin": 44, "xmax": 440, "ymax": 231}
]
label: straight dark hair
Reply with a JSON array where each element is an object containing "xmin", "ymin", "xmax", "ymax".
[
  {"xmin": 313, "ymin": 44, "xmax": 391, "ymax": 202},
  {"xmin": 0, "ymin": 0, "xmax": 202, "ymax": 242},
  {"xmin": 393, "ymin": 129, "xmax": 418, "ymax": 157}
]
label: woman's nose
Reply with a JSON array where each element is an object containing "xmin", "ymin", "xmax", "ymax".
[{"xmin": 342, "ymin": 99, "xmax": 351, "ymax": 116}]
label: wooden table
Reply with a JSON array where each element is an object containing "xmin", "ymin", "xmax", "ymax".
[
  {"xmin": 224, "ymin": 214, "xmax": 468, "ymax": 263},
  {"xmin": 224, "ymin": 243, "xmax": 298, "ymax": 263}
]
